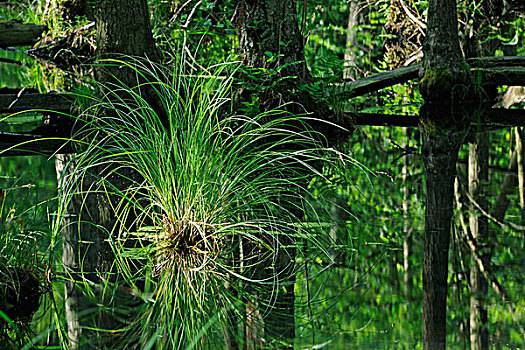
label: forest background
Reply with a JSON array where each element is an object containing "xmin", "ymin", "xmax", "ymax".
[{"xmin": 0, "ymin": 0, "xmax": 524, "ymax": 349}]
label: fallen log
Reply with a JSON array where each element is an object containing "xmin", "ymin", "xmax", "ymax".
[
  {"xmin": 0, "ymin": 20, "xmax": 47, "ymax": 47},
  {"xmin": 328, "ymin": 64, "xmax": 421, "ymax": 98},
  {"xmin": 0, "ymin": 92, "xmax": 73, "ymax": 113},
  {"xmin": 328, "ymin": 56, "xmax": 525, "ymax": 99},
  {"xmin": 467, "ymin": 56, "xmax": 525, "ymax": 68},
  {"xmin": 342, "ymin": 108, "xmax": 525, "ymax": 128},
  {"xmin": 472, "ymin": 67, "xmax": 525, "ymax": 87}
]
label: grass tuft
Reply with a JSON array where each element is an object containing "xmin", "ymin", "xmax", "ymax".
[{"xmin": 56, "ymin": 52, "xmax": 357, "ymax": 348}]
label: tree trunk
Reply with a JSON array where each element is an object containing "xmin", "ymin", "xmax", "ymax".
[
  {"xmin": 237, "ymin": 0, "xmax": 306, "ymax": 80},
  {"xmin": 402, "ymin": 128, "xmax": 413, "ymax": 298},
  {"xmin": 468, "ymin": 132, "xmax": 490, "ymax": 350},
  {"xmin": 235, "ymin": 1, "xmax": 310, "ymax": 346},
  {"xmin": 56, "ymin": 0, "xmax": 158, "ymax": 347},
  {"xmin": 515, "ymin": 128, "xmax": 525, "ymax": 250},
  {"xmin": 94, "ymin": 0, "xmax": 159, "ymax": 335},
  {"xmin": 343, "ymin": 0, "xmax": 359, "ymax": 80},
  {"xmin": 55, "ymin": 154, "xmax": 101, "ymax": 349},
  {"xmin": 419, "ymin": 0, "xmax": 471, "ymax": 349},
  {"xmin": 94, "ymin": 0, "xmax": 163, "ymax": 124},
  {"xmin": 95, "ymin": 0, "xmax": 158, "ymax": 71},
  {"xmin": 465, "ymin": 3, "xmax": 501, "ymax": 347},
  {"xmin": 421, "ymin": 131, "xmax": 464, "ymax": 349}
]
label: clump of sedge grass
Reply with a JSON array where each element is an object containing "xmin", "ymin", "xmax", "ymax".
[{"xmin": 60, "ymin": 53, "xmax": 354, "ymax": 348}]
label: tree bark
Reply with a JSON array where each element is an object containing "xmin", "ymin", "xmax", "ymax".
[
  {"xmin": 95, "ymin": 0, "xmax": 158, "ymax": 72},
  {"xmin": 402, "ymin": 128, "xmax": 413, "ymax": 298},
  {"xmin": 56, "ymin": 0, "xmax": 158, "ymax": 347},
  {"xmin": 236, "ymin": 1, "xmax": 310, "ymax": 346},
  {"xmin": 421, "ymin": 131, "xmax": 464, "ymax": 349},
  {"xmin": 468, "ymin": 132, "xmax": 490, "ymax": 350},
  {"xmin": 237, "ymin": 0, "xmax": 306, "ymax": 80},
  {"xmin": 419, "ymin": 0, "xmax": 471, "ymax": 349}
]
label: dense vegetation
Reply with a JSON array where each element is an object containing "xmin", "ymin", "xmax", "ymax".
[{"xmin": 0, "ymin": 0, "xmax": 524, "ymax": 349}]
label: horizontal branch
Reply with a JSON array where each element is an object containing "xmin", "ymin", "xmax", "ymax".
[
  {"xmin": 342, "ymin": 108, "xmax": 525, "ymax": 128},
  {"xmin": 472, "ymin": 67, "xmax": 525, "ymax": 86},
  {"xmin": 0, "ymin": 92, "xmax": 73, "ymax": 113},
  {"xmin": 327, "ymin": 56, "xmax": 525, "ymax": 99},
  {"xmin": 467, "ymin": 56, "xmax": 525, "ymax": 68},
  {"xmin": 328, "ymin": 64, "xmax": 421, "ymax": 98},
  {"xmin": 484, "ymin": 108, "xmax": 525, "ymax": 127},
  {"xmin": 0, "ymin": 20, "xmax": 47, "ymax": 47}
]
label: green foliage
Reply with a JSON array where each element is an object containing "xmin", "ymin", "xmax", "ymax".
[
  {"xmin": 0, "ymin": 157, "xmax": 59, "ymax": 348},
  {"xmin": 148, "ymin": 0, "xmax": 237, "ymax": 66}
]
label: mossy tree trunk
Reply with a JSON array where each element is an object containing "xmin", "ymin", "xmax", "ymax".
[{"xmin": 419, "ymin": 0, "xmax": 471, "ymax": 348}]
